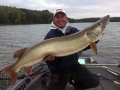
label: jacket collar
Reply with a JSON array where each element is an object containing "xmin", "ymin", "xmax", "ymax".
[{"xmin": 50, "ymin": 21, "xmax": 70, "ymax": 34}]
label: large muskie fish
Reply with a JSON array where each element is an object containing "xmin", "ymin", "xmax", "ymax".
[{"xmin": 2, "ymin": 15, "xmax": 110, "ymax": 85}]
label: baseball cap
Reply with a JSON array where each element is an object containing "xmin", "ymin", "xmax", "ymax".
[{"xmin": 54, "ymin": 8, "xmax": 66, "ymax": 17}]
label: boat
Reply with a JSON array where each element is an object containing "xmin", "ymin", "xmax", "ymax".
[{"xmin": 1, "ymin": 53, "xmax": 120, "ymax": 90}]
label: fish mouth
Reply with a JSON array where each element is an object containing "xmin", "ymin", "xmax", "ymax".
[{"xmin": 92, "ymin": 31, "xmax": 99, "ymax": 36}]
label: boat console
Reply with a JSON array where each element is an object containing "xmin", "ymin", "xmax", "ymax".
[{"xmin": 78, "ymin": 57, "xmax": 97, "ymax": 64}]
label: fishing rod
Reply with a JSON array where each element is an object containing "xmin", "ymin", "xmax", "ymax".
[
  {"xmin": 97, "ymin": 73, "xmax": 120, "ymax": 85},
  {"xmin": 107, "ymin": 69, "xmax": 120, "ymax": 77},
  {"xmin": 83, "ymin": 64, "xmax": 120, "ymax": 67},
  {"xmin": 102, "ymin": 66, "xmax": 120, "ymax": 74}
]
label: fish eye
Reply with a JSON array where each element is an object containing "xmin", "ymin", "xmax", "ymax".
[{"xmin": 98, "ymin": 23, "xmax": 101, "ymax": 25}]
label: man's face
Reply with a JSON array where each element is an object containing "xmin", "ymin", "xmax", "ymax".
[{"xmin": 53, "ymin": 12, "xmax": 68, "ymax": 29}]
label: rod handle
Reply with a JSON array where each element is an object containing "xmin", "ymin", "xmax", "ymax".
[{"xmin": 114, "ymin": 81, "xmax": 120, "ymax": 85}]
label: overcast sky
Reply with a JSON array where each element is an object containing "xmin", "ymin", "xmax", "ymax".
[{"xmin": 0, "ymin": 0, "xmax": 120, "ymax": 19}]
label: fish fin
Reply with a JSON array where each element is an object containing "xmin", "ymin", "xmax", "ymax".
[
  {"xmin": 90, "ymin": 42, "xmax": 97, "ymax": 55},
  {"xmin": 2, "ymin": 65, "xmax": 17, "ymax": 85},
  {"xmin": 13, "ymin": 48, "xmax": 27, "ymax": 58},
  {"xmin": 24, "ymin": 66, "xmax": 32, "ymax": 75},
  {"xmin": 85, "ymin": 32, "xmax": 97, "ymax": 55},
  {"xmin": 43, "ymin": 55, "xmax": 55, "ymax": 61}
]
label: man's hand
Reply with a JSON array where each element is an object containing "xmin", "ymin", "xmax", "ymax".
[{"xmin": 44, "ymin": 55, "xmax": 55, "ymax": 61}]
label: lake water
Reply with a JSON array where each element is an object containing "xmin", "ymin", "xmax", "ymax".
[{"xmin": 0, "ymin": 22, "xmax": 120, "ymax": 70}]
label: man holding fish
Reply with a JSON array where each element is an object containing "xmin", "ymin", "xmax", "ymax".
[
  {"xmin": 2, "ymin": 8, "xmax": 110, "ymax": 90},
  {"xmin": 44, "ymin": 8, "xmax": 100, "ymax": 90}
]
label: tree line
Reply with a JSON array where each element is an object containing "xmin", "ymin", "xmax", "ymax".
[
  {"xmin": 0, "ymin": 5, "xmax": 120, "ymax": 24},
  {"xmin": 0, "ymin": 5, "xmax": 54, "ymax": 24}
]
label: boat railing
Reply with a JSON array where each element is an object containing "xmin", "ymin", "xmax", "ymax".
[{"xmin": 0, "ymin": 62, "xmax": 46, "ymax": 90}]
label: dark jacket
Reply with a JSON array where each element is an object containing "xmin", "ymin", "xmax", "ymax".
[
  {"xmin": 44, "ymin": 27, "xmax": 80, "ymax": 73},
  {"xmin": 44, "ymin": 26, "xmax": 97, "ymax": 73}
]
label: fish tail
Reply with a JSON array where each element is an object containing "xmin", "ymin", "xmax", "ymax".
[{"xmin": 2, "ymin": 65, "xmax": 17, "ymax": 85}]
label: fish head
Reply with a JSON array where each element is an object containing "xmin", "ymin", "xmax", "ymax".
[
  {"xmin": 86, "ymin": 15, "xmax": 110, "ymax": 42},
  {"xmin": 98, "ymin": 15, "xmax": 110, "ymax": 31}
]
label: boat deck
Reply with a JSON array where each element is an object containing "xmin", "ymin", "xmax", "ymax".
[
  {"xmin": 6, "ymin": 56, "xmax": 120, "ymax": 90},
  {"xmin": 88, "ymin": 67, "xmax": 120, "ymax": 90},
  {"xmin": 26, "ymin": 56, "xmax": 120, "ymax": 90},
  {"xmin": 26, "ymin": 66, "xmax": 120, "ymax": 90}
]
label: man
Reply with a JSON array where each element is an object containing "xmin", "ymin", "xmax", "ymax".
[{"xmin": 44, "ymin": 8, "xmax": 100, "ymax": 90}]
